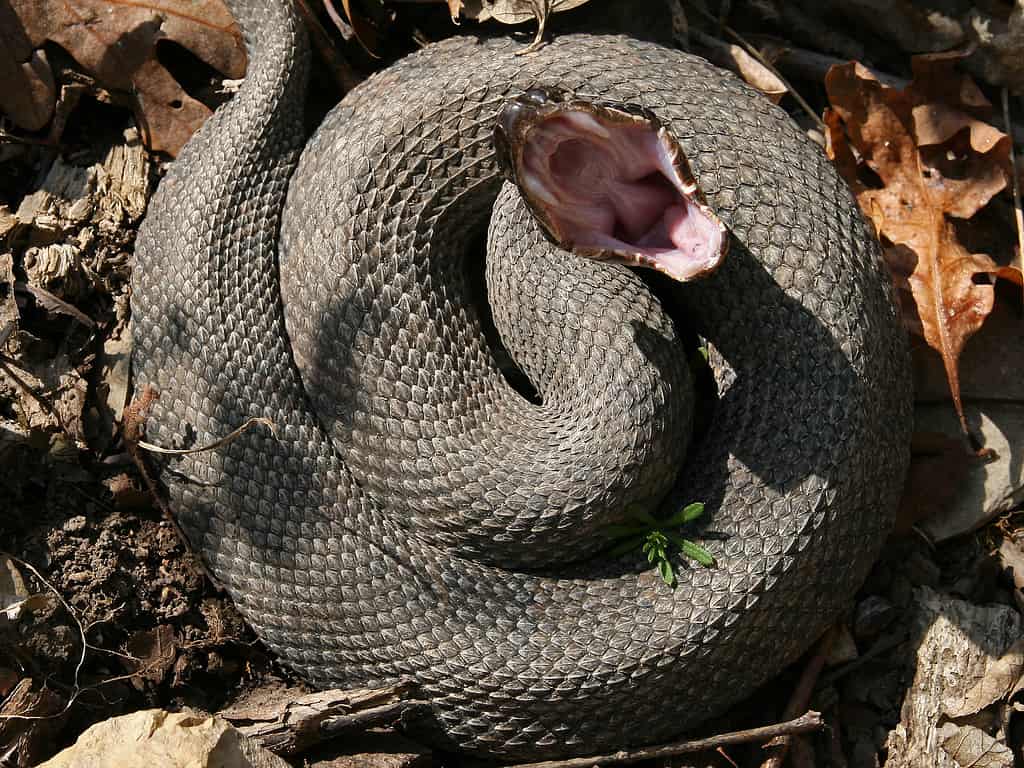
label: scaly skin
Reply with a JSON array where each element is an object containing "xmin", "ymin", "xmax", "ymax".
[{"xmin": 131, "ymin": 0, "xmax": 912, "ymax": 758}]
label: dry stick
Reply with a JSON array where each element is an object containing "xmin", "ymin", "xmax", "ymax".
[
  {"xmin": 136, "ymin": 416, "xmax": 277, "ymax": 456},
  {"xmin": 515, "ymin": 0, "xmax": 553, "ymax": 56},
  {"xmin": 227, "ymin": 681, "xmax": 431, "ymax": 756},
  {"xmin": 293, "ymin": 0, "xmax": 364, "ymax": 92},
  {"xmin": 759, "ymin": 627, "xmax": 837, "ymax": 768},
  {"xmin": 1005, "ymin": 88, "xmax": 1024, "ymax": 306},
  {"xmin": 504, "ymin": 711, "xmax": 824, "ymax": 768},
  {"xmin": 761, "ymin": 43, "xmax": 908, "ymax": 90}
]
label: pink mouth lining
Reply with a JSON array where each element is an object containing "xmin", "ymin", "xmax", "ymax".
[{"xmin": 519, "ymin": 110, "xmax": 727, "ymax": 282}]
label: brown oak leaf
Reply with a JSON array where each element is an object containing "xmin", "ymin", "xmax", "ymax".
[
  {"xmin": 0, "ymin": 2, "xmax": 56, "ymax": 131},
  {"xmin": 11, "ymin": 0, "xmax": 245, "ymax": 156},
  {"xmin": 825, "ymin": 56, "xmax": 1021, "ymax": 438}
]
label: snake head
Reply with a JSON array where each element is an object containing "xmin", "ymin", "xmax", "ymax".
[{"xmin": 494, "ymin": 90, "xmax": 728, "ymax": 282}]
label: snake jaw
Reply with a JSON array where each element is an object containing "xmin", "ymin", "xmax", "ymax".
[{"xmin": 494, "ymin": 91, "xmax": 729, "ymax": 282}]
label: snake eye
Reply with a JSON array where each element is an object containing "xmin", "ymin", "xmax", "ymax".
[{"xmin": 520, "ymin": 87, "xmax": 565, "ymax": 107}]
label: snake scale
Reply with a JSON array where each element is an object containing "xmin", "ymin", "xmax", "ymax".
[{"xmin": 131, "ymin": 0, "xmax": 912, "ymax": 758}]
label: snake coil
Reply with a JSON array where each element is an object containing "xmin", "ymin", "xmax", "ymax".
[{"xmin": 131, "ymin": 0, "xmax": 912, "ymax": 758}]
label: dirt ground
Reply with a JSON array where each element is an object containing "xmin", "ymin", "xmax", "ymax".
[{"xmin": 2, "ymin": 1, "xmax": 1024, "ymax": 766}]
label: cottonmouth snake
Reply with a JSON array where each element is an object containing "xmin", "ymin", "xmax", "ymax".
[{"xmin": 131, "ymin": 0, "xmax": 912, "ymax": 757}]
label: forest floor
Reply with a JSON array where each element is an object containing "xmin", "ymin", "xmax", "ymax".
[{"xmin": 1, "ymin": 1, "xmax": 1023, "ymax": 767}]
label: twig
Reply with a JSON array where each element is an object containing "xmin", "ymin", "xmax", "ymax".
[
  {"xmin": 759, "ymin": 627, "xmax": 836, "ymax": 768},
  {"xmin": 760, "ymin": 42, "xmax": 908, "ymax": 90},
  {"xmin": 319, "ymin": 699, "xmax": 432, "ymax": 739},
  {"xmin": 222, "ymin": 680, "xmax": 429, "ymax": 756},
  {"xmin": 504, "ymin": 711, "xmax": 825, "ymax": 768},
  {"xmin": 136, "ymin": 416, "xmax": 277, "ymax": 456},
  {"xmin": 293, "ymin": 0, "xmax": 363, "ymax": 92},
  {"xmin": 516, "ymin": 0, "xmax": 553, "ymax": 56},
  {"xmin": 0, "ymin": 355, "xmax": 73, "ymax": 439},
  {"xmin": 1005, "ymin": 88, "xmax": 1024, "ymax": 305}
]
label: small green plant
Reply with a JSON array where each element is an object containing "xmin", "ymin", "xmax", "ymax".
[{"xmin": 606, "ymin": 502, "xmax": 715, "ymax": 587}]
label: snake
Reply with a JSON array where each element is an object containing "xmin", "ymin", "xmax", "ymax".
[{"xmin": 130, "ymin": 0, "xmax": 912, "ymax": 758}]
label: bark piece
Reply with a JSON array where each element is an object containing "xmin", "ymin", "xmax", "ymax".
[
  {"xmin": 219, "ymin": 680, "xmax": 430, "ymax": 756},
  {"xmin": 884, "ymin": 587, "xmax": 1021, "ymax": 767}
]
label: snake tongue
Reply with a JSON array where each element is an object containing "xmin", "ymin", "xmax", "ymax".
[{"xmin": 495, "ymin": 92, "xmax": 728, "ymax": 282}]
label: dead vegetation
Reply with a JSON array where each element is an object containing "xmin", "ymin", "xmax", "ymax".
[{"xmin": 2, "ymin": 0, "xmax": 1024, "ymax": 766}]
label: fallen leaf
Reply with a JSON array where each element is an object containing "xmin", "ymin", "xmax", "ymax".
[
  {"xmin": 940, "ymin": 722, "xmax": 1014, "ymax": 768},
  {"xmin": 0, "ymin": 3, "xmax": 56, "ymax": 131},
  {"xmin": 0, "ymin": 555, "xmax": 30, "ymax": 619},
  {"xmin": 825, "ymin": 58, "xmax": 1022, "ymax": 438},
  {"xmin": 124, "ymin": 624, "xmax": 178, "ymax": 688},
  {"xmin": 458, "ymin": 0, "xmax": 592, "ymax": 24},
  {"xmin": 693, "ymin": 30, "xmax": 787, "ymax": 103},
  {"xmin": 11, "ymin": 0, "xmax": 246, "ymax": 156},
  {"xmin": 0, "ymin": 555, "xmax": 50, "ymax": 625},
  {"xmin": 0, "ymin": 668, "xmax": 17, "ymax": 697},
  {"xmin": 946, "ymin": 637, "xmax": 1024, "ymax": 717},
  {"xmin": 0, "ymin": 678, "xmax": 66, "ymax": 768}
]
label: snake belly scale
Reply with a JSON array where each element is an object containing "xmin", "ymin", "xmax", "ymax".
[{"xmin": 130, "ymin": 0, "xmax": 912, "ymax": 758}]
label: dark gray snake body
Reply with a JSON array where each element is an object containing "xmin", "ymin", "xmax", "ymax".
[{"xmin": 131, "ymin": 0, "xmax": 911, "ymax": 757}]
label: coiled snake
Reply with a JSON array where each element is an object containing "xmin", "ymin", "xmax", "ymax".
[{"xmin": 131, "ymin": 0, "xmax": 912, "ymax": 758}]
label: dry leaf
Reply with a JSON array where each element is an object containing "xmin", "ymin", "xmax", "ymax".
[
  {"xmin": 0, "ymin": 3, "xmax": 55, "ymax": 131},
  {"xmin": 693, "ymin": 31, "xmax": 787, "ymax": 103},
  {"xmin": 999, "ymin": 538, "xmax": 1024, "ymax": 593},
  {"xmin": 946, "ymin": 637, "xmax": 1024, "ymax": 717},
  {"xmin": 0, "ymin": 555, "xmax": 50, "ymax": 625},
  {"xmin": 825, "ymin": 58, "xmax": 1022, "ymax": 437},
  {"xmin": 11, "ymin": 0, "xmax": 246, "ymax": 156},
  {"xmin": 125, "ymin": 624, "xmax": 178, "ymax": 688},
  {"xmin": 458, "ymin": 0, "xmax": 591, "ymax": 24},
  {"xmin": 940, "ymin": 723, "xmax": 1014, "ymax": 768}
]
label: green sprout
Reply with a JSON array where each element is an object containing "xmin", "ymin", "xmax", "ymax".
[{"xmin": 606, "ymin": 502, "xmax": 715, "ymax": 587}]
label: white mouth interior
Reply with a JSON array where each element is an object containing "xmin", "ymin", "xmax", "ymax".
[{"xmin": 520, "ymin": 112, "xmax": 725, "ymax": 281}]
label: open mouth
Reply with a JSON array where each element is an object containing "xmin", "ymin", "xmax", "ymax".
[{"xmin": 494, "ymin": 89, "xmax": 728, "ymax": 282}]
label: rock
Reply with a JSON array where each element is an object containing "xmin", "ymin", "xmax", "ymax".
[
  {"xmin": 37, "ymin": 708, "xmax": 291, "ymax": 768},
  {"xmin": 914, "ymin": 403, "xmax": 1024, "ymax": 542},
  {"xmin": 883, "ymin": 587, "xmax": 1021, "ymax": 768},
  {"xmin": 853, "ymin": 596, "xmax": 896, "ymax": 642}
]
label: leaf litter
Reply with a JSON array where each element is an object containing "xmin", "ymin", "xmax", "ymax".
[
  {"xmin": 3, "ymin": 0, "xmax": 1024, "ymax": 766},
  {"xmin": 9, "ymin": 0, "xmax": 246, "ymax": 156}
]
